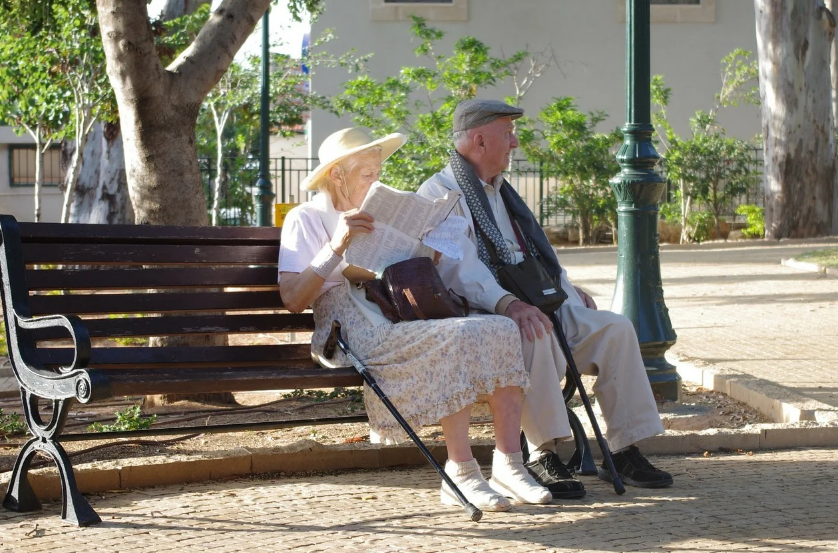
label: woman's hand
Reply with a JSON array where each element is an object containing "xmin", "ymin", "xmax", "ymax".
[
  {"xmin": 330, "ymin": 209, "xmax": 375, "ymax": 256},
  {"xmin": 343, "ymin": 265, "xmax": 377, "ymax": 284}
]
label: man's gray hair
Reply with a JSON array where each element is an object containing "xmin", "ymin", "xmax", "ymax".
[{"xmin": 452, "ymin": 129, "xmax": 471, "ymax": 149}]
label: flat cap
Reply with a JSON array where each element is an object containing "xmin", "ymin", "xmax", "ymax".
[{"xmin": 453, "ymin": 99, "xmax": 524, "ymax": 132}]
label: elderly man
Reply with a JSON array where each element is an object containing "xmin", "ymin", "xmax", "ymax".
[{"xmin": 417, "ymin": 99, "xmax": 672, "ymax": 498}]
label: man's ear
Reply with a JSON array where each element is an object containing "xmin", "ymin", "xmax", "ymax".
[{"xmin": 473, "ymin": 132, "xmax": 486, "ymax": 152}]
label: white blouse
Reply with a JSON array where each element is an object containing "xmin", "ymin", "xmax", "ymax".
[
  {"xmin": 277, "ymin": 192, "xmax": 392, "ymax": 327},
  {"xmin": 277, "ymin": 192, "xmax": 347, "ymax": 300}
]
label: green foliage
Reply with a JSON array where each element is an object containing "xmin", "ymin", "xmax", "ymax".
[
  {"xmin": 659, "ymin": 200, "xmax": 681, "ymax": 224},
  {"xmin": 333, "ymin": 16, "xmax": 542, "ymax": 190},
  {"xmin": 687, "ymin": 210, "xmax": 714, "ymax": 243},
  {"xmin": 88, "ymin": 405, "xmax": 156, "ymax": 433},
  {"xmin": 716, "ymin": 49, "xmax": 760, "ymax": 109},
  {"xmin": 106, "ymin": 314, "xmax": 148, "ymax": 346},
  {"xmin": 0, "ymin": 408, "xmax": 27, "ymax": 438},
  {"xmin": 282, "ymin": 387, "xmax": 363, "ymax": 403},
  {"xmin": 517, "ymin": 98, "xmax": 622, "ymax": 245},
  {"xmin": 153, "ymin": 3, "xmax": 212, "ymax": 66},
  {"xmin": 735, "ymin": 204, "xmax": 765, "ymax": 238},
  {"xmin": 0, "ymin": 320, "xmax": 7, "ymax": 358}
]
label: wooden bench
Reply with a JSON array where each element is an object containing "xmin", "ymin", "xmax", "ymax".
[
  {"xmin": 0, "ymin": 214, "xmax": 372, "ymax": 526},
  {"xmin": 0, "ymin": 214, "xmax": 593, "ymax": 527}
]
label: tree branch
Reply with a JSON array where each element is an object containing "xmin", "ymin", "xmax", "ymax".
[
  {"xmin": 96, "ymin": 0, "xmax": 166, "ymax": 102},
  {"xmin": 168, "ymin": 0, "xmax": 271, "ymax": 102}
]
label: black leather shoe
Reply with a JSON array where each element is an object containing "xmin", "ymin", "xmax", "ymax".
[
  {"xmin": 599, "ymin": 446, "xmax": 673, "ymax": 488},
  {"xmin": 524, "ymin": 452, "xmax": 586, "ymax": 499}
]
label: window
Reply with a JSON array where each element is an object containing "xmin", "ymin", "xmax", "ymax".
[
  {"xmin": 371, "ymin": 0, "xmax": 466, "ymax": 22},
  {"xmin": 9, "ymin": 145, "xmax": 65, "ymax": 187},
  {"xmin": 619, "ymin": 0, "xmax": 715, "ymax": 24}
]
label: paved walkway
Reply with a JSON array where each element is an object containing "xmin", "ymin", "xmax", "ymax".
[
  {"xmin": 1, "ymin": 448, "xmax": 836, "ymax": 552},
  {"xmin": 560, "ymin": 238, "xmax": 838, "ymax": 421}
]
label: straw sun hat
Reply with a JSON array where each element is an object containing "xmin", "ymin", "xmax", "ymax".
[{"xmin": 301, "ymin": 127, "xmax": 406, "ymax": 191}]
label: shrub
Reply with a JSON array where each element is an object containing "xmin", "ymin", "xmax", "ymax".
[
  {"xmin": 0, "ymin": 320, "xmax": 7, "ymax": 358},
  {"xmin": 0, "ymin": 408, "xmax": 27, "ymax": 438},
  {"xmin": 88, "ymin": 405, "xmax": 156, "ymax": 432},
  {"xmin": 688, "ymin": 210, "xmax": 715, "ymax": 243},
  {"xmin": 735, "ymin": 204, "xmax": 765, "ymax": 238}
]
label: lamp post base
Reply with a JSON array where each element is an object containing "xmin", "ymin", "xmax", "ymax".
[{"xmin": 643, "ymin": 355, "xmax": 681, "ymax": 402}]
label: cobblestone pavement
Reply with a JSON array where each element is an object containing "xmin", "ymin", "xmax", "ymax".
[
  {"xmin": 1, "ymin": 448, "xmax": 836, "ymax": 552},
  {"xmin": 561, "ymin": 239, "xmax": 838, "ymax": 419}
]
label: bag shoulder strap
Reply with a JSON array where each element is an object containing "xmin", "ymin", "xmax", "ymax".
[{"xmin": 504, "ymin": 203, "xmax": 532, "ymax": 259}]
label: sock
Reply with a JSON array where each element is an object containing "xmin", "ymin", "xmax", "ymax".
[
  {"xmin": 613, "ymin": 446, "xmax": 630, "ymax": 454},
  {"xmin": 441, "ymin": 458, "xmax": 511, "ymax": 512},
  {"xmin": 530, "ymin": 439, "xmax": 557, "ymax": 460},
  {"xmin": 489, "ymin": 450, "xmax": 552, "ymax": 504}
]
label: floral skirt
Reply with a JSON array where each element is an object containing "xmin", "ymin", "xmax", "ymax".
[{"xmin": 311, "ymin": 284, "xmax": 529, "ymax": 444}]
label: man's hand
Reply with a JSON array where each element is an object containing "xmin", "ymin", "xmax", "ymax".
[
  {"xmin": 574, "ymin": 286, "xmax": 597, "ymax": 310},
  {"xmin": 504, "ymin": 300, "xmax": 553, "ymax": 342}
]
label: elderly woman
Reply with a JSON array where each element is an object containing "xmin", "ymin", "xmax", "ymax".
[{"xmin": 278, "ymin": 127, "xmax": 550, "ymax": 511}]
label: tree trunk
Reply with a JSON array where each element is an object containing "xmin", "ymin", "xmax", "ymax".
[
  {"xmin": 97, "ymin": 0, "xmax": 271, "ymax": 406},
  {"xmin": 829, "ymin": 0, "xmax": 838, "ymax": 134},
  {"xmin": 754, "ymin": 0, "xmax": 837, "ymax": 238},
  {"xmin": 679, "ymin": 180, "xmax": 691, "ymax": 244},
  {"xmin": 33, "ymin": 130, "xmax": 43, "ymax": 223},
  {"xmin": 70, "ymin": 122, "xmax": 135, "ymax": 225},
  {"xmin": 832, "ymin": 0, "xmax": 838, "ymax": 235}
]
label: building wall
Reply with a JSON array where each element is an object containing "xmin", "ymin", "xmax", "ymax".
[
  {"xmin": 311, "ymin": 0, "xmax": 760, "ymax": 157},
  {"xmin": 0, "ymin": 126, "xmax": 64, "ymax": 223}
]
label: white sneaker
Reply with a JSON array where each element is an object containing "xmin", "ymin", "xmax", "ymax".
[
  {"xmin": 440, "ymin": 458, "xmax": 512, "ymax": 512},
  {"xmin": 489, "ymin": 450, "xmax": 553, "ymax": 504}
]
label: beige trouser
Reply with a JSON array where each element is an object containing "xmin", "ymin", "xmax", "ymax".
[{"xmin": 520, "ymin": 304, "xmax": 665, "ymax": 454}]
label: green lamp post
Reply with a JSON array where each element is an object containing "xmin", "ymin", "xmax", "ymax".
[
  {"xmin": 610, "ymin": 0, "xmax": 680, "ymax": 401},
  {"xmin": 255, "ymin": 9, "xmax": 276, "ymax": 227}
]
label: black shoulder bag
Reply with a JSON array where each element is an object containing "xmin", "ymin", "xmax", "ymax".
[{"xmin": 475, "ymin": 208, "xmax": 567, "ymax": 315}]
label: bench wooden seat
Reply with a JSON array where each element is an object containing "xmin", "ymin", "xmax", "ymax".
[{"xmin": 0, "ymin": 215, "xmax": 365, "ymax": 526}]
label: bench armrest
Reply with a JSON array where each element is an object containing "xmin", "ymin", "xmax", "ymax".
[
  {"xmin": 16, "ymin": 313, "xmax": 92, "ymax": 373},
  {"xmin": 8, "ymin": 312, "xmax": 108, "ymax": 404}
]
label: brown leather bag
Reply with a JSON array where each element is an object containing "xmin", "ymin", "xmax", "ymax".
[{"xmin": 363, "ymin": 257, "xmax": 469, "ymax": 322}]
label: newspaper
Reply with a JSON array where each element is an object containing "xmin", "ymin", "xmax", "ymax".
[{"xmin": 345, "ymin": 181, "xmax": 462, "ymax": 274}]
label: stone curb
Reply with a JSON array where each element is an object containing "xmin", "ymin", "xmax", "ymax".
[
  {"xmin": 5, "ymin": 421, "xmax": 838, "ymax": 501},
  {"xmin": 781, "ymin": 257, "xmax": 838, "ymax": 276},
  {"xmin": 672, "ymin": 353, "xmax": 838, "ymax": 423}
]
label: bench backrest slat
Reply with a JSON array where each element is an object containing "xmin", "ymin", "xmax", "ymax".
[
  {"xmin": 29, "ymin": 291, "xmax": 284, "ymax": 316},
  {"xmin": 18, "ymin": 222, "xmax": 281, "ymax": 245},
  {"xmin": 25, "ymin": 267, "xmax": 280, "ymax": 290},
  {"xmin": 29, "ymin": 313, "xmax": 315, "ymax": 341},
  {"xmin": 23, "ymin": 244, "xmax": 279, "ymax": 265},
  {"xmin": 37, "ymin": 344, "xmax": 312, "ymax": 368}
]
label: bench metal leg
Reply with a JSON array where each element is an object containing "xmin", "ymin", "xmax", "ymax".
[
  {"xmin": 566, "ymin": 408, "xmax": 597, "ymax": 476},
  {"xmin": 3, "ymin": 437, "xmax": 41, "ymax": 513},
  {"xmin": 3, "ymin": 391, "xmax": 101, "ymax": 527}
]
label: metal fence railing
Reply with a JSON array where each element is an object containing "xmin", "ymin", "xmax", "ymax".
[{"xmin": 201, "ymin": 152, "xmax": 764, "ymax": 227}]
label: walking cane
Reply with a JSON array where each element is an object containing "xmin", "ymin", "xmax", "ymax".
[
  {"xmin": 323, "ymin": 321, "xmax": 483, "ymax": 522},
  {"xmin": 549, "ymin": 310, "xmax": 625, "ymax": 495}
]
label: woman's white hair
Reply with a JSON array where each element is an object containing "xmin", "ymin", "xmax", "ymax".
[{"xmin": 322, "ymin": 145, "xmax": 383, "ymax": 195}]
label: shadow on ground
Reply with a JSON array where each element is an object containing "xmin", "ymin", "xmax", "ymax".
[{"xmin": 2, "ymin": 449, "xmax": 836, "ymax": 552}]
